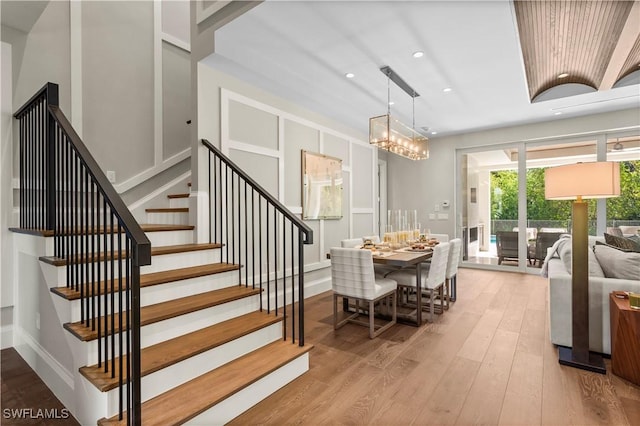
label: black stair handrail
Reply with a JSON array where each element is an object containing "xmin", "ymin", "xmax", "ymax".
[
  {"xmin": 14, "ymin": 82, "xmax": 150, "ymax": 426},
  {"xmin": 202, "ymin": 139, "xmax": 313, "ymax": 346},
  {"xmin": 202, "ymin": 139, "xmax": 313, "ymax": 244}
]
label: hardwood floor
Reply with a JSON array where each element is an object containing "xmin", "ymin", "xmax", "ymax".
[
  {"xmin": 232, "ymin": 268, "xmax": 640, "ymax": 425},
  {"xmin": 1, "ymin": 348, "xmax": 80, "ymax": 425},
  {"xmin": 3, "ymin": 268, "xmax": 640, "ymax": 425}
]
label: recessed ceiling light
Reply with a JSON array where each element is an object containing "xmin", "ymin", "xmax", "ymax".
[
  {"xmin": 412, "ymin": 51, "xmax": 424, "ymax": 58},
  {"xmin": 431, "ymin": 131, "xmax": 438, "ymax": 135},
  {"xmin": 554, "ymin": 111, "xmax": 562, "ymax": 115},
  {"xmin": 558, "ymin": 73, "xmax": 569, "ymax": 79},
  {"xmin": 443, "ymin": 88, "xmax": 453, "ymax": 93},
  {"xmin": 345, "ymin": 72, "xmax": 355, "ymax": 79}
]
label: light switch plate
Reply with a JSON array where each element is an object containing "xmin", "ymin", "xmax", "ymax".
[
  {"xmin": 434, "ymin": 204, "xmax": 440, "ymax": 212},
  {"xmin": 429, "ymin": 213, "xmax": 436, "ymax": 220},
  {"xmin": 438, "ymin": 213, "xmax": 448, "ymax": 220}
]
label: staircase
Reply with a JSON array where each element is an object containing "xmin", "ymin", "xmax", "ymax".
[{"xmin": 11, "ymin": 83, "xmax": 313, "ymax": 425}]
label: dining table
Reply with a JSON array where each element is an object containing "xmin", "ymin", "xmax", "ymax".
[{"xmin": 371, "ymin": 248, "xmax": 433, "ymax": 326}]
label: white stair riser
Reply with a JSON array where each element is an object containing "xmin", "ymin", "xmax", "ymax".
[
  {"xmin": 67, "ymin": 271, "xmax": 240, "ymax": 323},
  {"xmin": 146, "ymin": 212, "xmax": 189, "ymax": 226},
  {"xmin": 102, "ymin": 322, "xmax": 284, "ymax": 417},
  {"xmin": 169, "ymin": 197, "xmax": 190, "ymax": 209},
  {"xmin": 43, "ymin": 250, "xmax": 221, "ymax": 288},
  {"xmin": 186, "ymin": 353, "xmax": 310, "ymax": 425},
  {"xmin": 146, "ymin": 230, "xmax": 194, "ymax": 246},
  {"xmin": 141, "ymin": 249, "xmax": 220, "ymax": 274},
  {"xmin": 48, "ymin": 229, "xmax": 193, "ymax": 254},
  {"xmin": 83, "ymin": 295, "xmax": 261, "ymax": 359}
]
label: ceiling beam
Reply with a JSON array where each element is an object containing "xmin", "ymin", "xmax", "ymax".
[{"xmin": 600, "ymin": 0, "xmax": 640, "ymax": 90}]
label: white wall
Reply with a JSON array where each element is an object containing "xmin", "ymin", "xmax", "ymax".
[
  {"xmin": 2, "ymin": 0, "xmax": 192, "ymax": 197},
  {"xmin": 388, "ymin": 108, "xmax": 640, "ymax": 240},
  {"xmin": 196, "ymin": 64, "xmax": 378, "ymax": 295},
  {"xmin": 1, "ymin": 41, "xmax": 14, "ymax": 349}
]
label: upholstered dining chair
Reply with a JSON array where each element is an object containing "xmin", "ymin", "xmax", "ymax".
[
  {"xmin": 445, "ymin": 238, "xmax": 462, "ymax": 305},
  {"xmin": 330, "ymin": 248, "xmax": 398, "ymax": 338},
  {"xmin": 386, "ymin": 242, "xmax": 450, "ymax": 323},
  {"xmin": 341, "ymin": 238, "xmax": 363, "ymax": 248}
]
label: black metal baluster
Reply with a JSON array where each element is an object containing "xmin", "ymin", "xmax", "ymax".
[
  {"xmin": 217, "ymin": 157, "xmax": 222, "ymax": 245},
  {"xmin": 208, "ymin": 154, "xmax": 211, "ymax": 245},
  {"xmin": 213, "ymin": 156, "xmax": 217, "ymax": 244},
  {"xmin": 110, "ymin": 211, "xmax": 115, "ymax": 378},
  {"xmin": 298, "ymin": 229, "xmax": 304, "ymax": 346},
  {"xmin": 102, "ymin": 198, "xmax": 108, "ymax": 372},
  {"xmin": 74, "ymin": 154, "xmax": 81, "ymax": 305},
  {"xmin": 266, "ymin": 205, "xmax": 270, "ymax": 314},
  {"xmin": 259, "ymin": 197, "xmax": 262, "ymax": 311},
  {"xmin": 125, "ymin": 238, "xmax": 131, "ymax": 425},
  {"xmin": 66, "ymin": 136, "xmax": 71, "ymax": 288},
  {"xmin": 274, "ymin": 209, "xmax": 278, "ymax": 315},
  {"xmin": 83, "ymin": 168, "xmax": 89, "ymax": 327},
  {"xmin": 251, "ymin": 188, "xmax": 255, "ymax": 290},
  {"xmin": 91, "ymin": 181, "xmax": 96, "ymax": 331},
  {"xmin": 97, "ymin": 190, "xmax": 102, "ymax": 367},
  {"xmin": 40, "ymin": 98, "xmax": 45, "ymax": 229},
  {"xmin": 231, "ymin": 171, "xmax": 235, "ymax": 266},
  {"xmin": 26, "ymin": 110, "xmax": 30, "ymax": 228},
  {"xmin": 225, "ymin": 165, "xmax": 229, "ymax": 263},
  {"xmin": 291, "ymin": 222, "xmax": 294, "ymax": 343},
  {"xmin": 19, "ymin": 115, "xmax": 23, "ymax": 227},
  {"xmin": 245, "ymin": 181, "xmax": 248, "ymax": 287},
  {"xmin": 283, "ymin": 216, "xmax": 286, "ymax": 339},
  {"xmin": 117, "ymin": 223, "xmax": 123, "ymax": 418}
]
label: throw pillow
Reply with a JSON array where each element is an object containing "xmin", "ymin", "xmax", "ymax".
[
  {"xmin": 604, "ymin": 233, "xmax": 640, "ymax": 253},
  {"xmin": 556, "ymin": 236, "xmax": 605, "ymax": 277},
  {"xmin": 594, "ymin": 244, "xmax": 640, "ymax": 281}
]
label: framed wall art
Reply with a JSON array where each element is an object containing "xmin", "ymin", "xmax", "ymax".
[{"xmin": 301, "ymin": 151, "xmax": 343, "ymax": 220}]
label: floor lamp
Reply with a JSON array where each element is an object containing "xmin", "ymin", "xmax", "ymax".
[{"xmin": 545, "ymin": 162, "xmax": 620, "ymax": 374}]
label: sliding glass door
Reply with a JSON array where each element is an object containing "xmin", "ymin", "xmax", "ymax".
[{"xmin": 457, "ymin": 130, "xmax": 639, "ymax": 272}]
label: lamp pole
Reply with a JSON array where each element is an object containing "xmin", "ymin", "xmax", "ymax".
[{"xmin": 558, "ymin": 196, "xmax": 605, "ymax": 373}]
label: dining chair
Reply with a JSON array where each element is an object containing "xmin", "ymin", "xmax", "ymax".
[
  {"xmin": 341, "ymin": 238, "xmax": 363, "ymax": 248},
  {"xmin": 386, "ymin": 242, "xmax": 450, "ymax": 323},
  {"xmin": 445, "ymin": 238, "xmax": 462, "ymax": 304},
  {"xmin": 330, "ymin": 247, "xmax": 398, "ymax": 338},
  {"xmin": 362, "ymin": 235, "xmax": 381, "ymax": 244}
]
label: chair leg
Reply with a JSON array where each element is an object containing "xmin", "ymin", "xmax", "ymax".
[
  {"xmin": 429, "ymin": 289, "xmax": 435, "ymax": 322},
  {"xmin": 444, "ymin": 279, "xmax": 450, "ymax": 310},
  {"xmin": 369, "ymin": 300, "xmax": 375, "ymax": 338},
  {"xmin": 333, "ymin": 294, "xmax": 338, "ymax": 330}
]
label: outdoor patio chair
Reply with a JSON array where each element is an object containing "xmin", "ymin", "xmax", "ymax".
[
  {"xmin": 532, "ymin": 232, "xmax": 565, "ymax": 266},
  {"xmin": 496, "ymin": 231, "xmax": 519, "ymax": 265}
]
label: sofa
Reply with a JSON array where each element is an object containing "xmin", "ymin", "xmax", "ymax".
[{"xmin": 547, "ymin": 235, "xmax": 640, "ymax": 355}]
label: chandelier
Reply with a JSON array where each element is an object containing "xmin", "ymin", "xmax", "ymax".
[{"xmin": 369, "ymin": 66, "xmax": 429, "ymax": 160}]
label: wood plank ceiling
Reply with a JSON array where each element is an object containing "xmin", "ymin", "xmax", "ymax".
[{"xmin": 514, "ymin": 0, "xmax": 640, "ymax": 102}]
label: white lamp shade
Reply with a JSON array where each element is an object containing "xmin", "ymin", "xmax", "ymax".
[{"xmin": 545, "ymin": 162, "xmax": 620, "ymax": 200}]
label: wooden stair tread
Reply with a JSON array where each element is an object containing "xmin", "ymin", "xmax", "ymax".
[
  {"xmin": 167, "ymin": 193, "xmax": 189, "ymax": 199},
  {"xmin": 81, "ymin": 311, "xmax": 284, "ymax": 392},
  {"xmin": 98, "ymin": 340, "xmax": 312, "ymax": 426},
  {"xmin": 140, "ymin": 224, "xmax": 194, "ymax": 232},
  {"xmin": 11, "ymin": 224, "xmax": 193, "ymax": 237},
  {"xmin": 51, "ymin": 263, "xmax": 239, "ymax": 300},
  {"xmin": 145, "ymin": 207, "xmax": 188, "ymax": 213},
  {"xmin": 40, "ymin": 243, "xmax": 221, "ymax": 266},
  {"xmin": 64, "ymin": 285, "xmax": 260, "ymax": 341},
  {"xmin": 9, "ymin": 228, "xmax": 54, "ymax": 237}
]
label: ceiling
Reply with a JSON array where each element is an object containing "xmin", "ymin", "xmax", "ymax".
[{"xmin": 207, "ymin": 0, "xmax": 640, "ymax": 140}]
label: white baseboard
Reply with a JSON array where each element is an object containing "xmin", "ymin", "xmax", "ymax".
[
  {"xmin": 127, "ymin": 170, "xmax": 191, "ymax": 212},
  {"xmin": 14, "ymin": 326, "xmax": 75, "ymax": 411},
  {"xmin": 1, "ymin": 324, "xmax": 12, "ymax": 349},
  {"xmin": 115, "ymin": 149, "xmax": 190, "ymax": 193}
]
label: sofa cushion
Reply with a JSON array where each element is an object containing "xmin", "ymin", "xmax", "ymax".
[
  {"xmin": 556, "ymin": 236, "xmax": 605, "ymax": 277},
  {"xmin": 604, "ymin": 232, "xmax": 640, "ymax": 253},
  {"xmin": 594, "ymin": 244, "xmax": 640, "ymax": 280}
]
